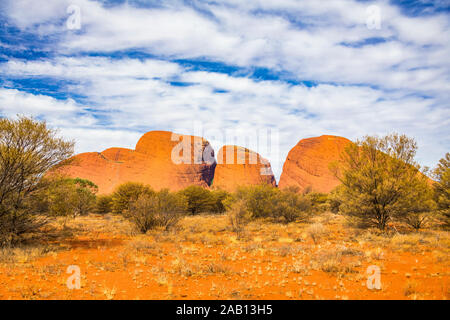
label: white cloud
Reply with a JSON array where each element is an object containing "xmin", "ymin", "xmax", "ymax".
[
  {"xmin": 1, "ymin": 0, "xmax": 449, "ymax": 179},
  {"xmin": 1, "ymin": 56, "xmax": 448, "ymax": 179},
  {"xmin": 0, "ymin": 87, "xmax": 78, "ymax": 118},
  {"xmin": 0, "ymin": 87, "xmax": 142, "ymax": 155},
  {"xmin": 0, "ymin": 56, "xmax": 180, "ymax": 79},
  {"xmin": 3, "ymin": 0, "xmax": 449, "ymax": 96},
  {"xmin": 60, "ymin": 127, "xmax": 143, "ymax": 155}
]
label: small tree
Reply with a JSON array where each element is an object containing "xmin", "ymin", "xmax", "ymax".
[
  {"xmin": 127, "ymin": 189, "xmax": 187, "ymax": 233},
  {"xmin": 331, "ymin": 134, "xmax": 435, "ymax": 231},
  {"xmin": 433, "ymin": 153, "xmax": 450, "ymax": 229},
  {"xmin": 0, "ymin": 116, "xmax": 74, "ymax": 246},
  {"xmin": 180, "ymin": 185, "xmax": 215, "ymax": 215},
  {"xmin": 111, "ymin": 182, "xmax": 154, "ymax": 215}
]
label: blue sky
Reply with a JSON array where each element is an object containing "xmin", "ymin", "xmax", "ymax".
[{"xmin": 0, "ymin": 0, "xmax": 449, "ymax": 179}]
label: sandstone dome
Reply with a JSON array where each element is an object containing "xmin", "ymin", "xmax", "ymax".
[
  {"xmin": 278, "ymin": 135, "xmax": 351, "ymax": 193},
  {"xmin": 212, "ymin": 145, "xmax": 276, "ymax": 192},
  {"xmin": 53, "ymin": 131, "xmax": 216, "ymax": 194}
]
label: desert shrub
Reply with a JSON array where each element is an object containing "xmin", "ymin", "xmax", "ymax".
[
  {"xmin": 305, "ymin": 192, "xmax": 329, "ymax": 212},
  {"xmin": 330, "ymin": 134, "xmax": 435, "ymax": 231},
  {"xmin": 126, "ymin": 189, "xmax": 187, "ymax": 233},
  {"xmin": 111, "ymin": 182, "xmax": 154, "ymax": 215},
  {"xmin": 433, "ymin": 153, "xmax": 450, "ymax": 229},
  {"xmin": 227, "ymin": 185, "xmax": 311, "ymax": 223},
  {"xmin": 71, "ymin": 178, "xmax": 98, "ymax": 216},
  {"xmin": 402, "ymin": 212, "xmax": 433, "ymax": 230},
  {"xmin": 327, "ymin": 186, "xmax": 343, "ymax": 214},
  {"xmin": 44, "ymin": 178, "xmax": 74, "ymax": 219},
  {"xmin": 227, "ymin": 199, "xmax": 251, "ymax": 236},
  {"xmin": 283, "ymin": 185, "xmax": 301, "ymax": 193},
  {"xmin": 210, "ymin": 189, "xmax": 230, "ymax": 214},
  {"xmin": 96, "ymin": 195, "xmax": 113, "ymax": 214},
  {"xmin": 307, "ymin": 223, "xmax": 326, "ymax": 244},
  {"xmin": 272, "ymin": 190, "xmax": 312, "ymax": 223},
  {"xmin": 234, "ymin": 184, "xmax": 278, "ymax": 219},
  {"xmin": 280, "ymin": 186, "xmax": 327, "ymax": 213},
  {"xmin": 0, "ymin": 116, "xmax": 74, "ymax": 246},
  {"xmin": 41, "ymin": 177, "xmax": 98, "ymax": 221},
  {"xmin": 180, "ymin": 185, "xmax": 215, "ymax": 215}
]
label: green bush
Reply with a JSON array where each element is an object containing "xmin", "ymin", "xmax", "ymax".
[
  {"xmin": 305, "ymin": 192, "xmax": 329, "ymax": 213},
  {"xmin": 44, "ymin": 177, "xmax": 98, "ymax": 219},
  {"xmin": 44, "ymin": 179, "xmax": 72, "ymax": 218},
  {"xmin": 272, "ymin": 190, "xmax": 312, "ymax": 223},
  {"xmin": 127, "ymin": 189, "xmax": 187, "ymax": 233},
  {"xmin": 180, "ymin": 185, "xmax": 216, "ymax": 215},
  {"xmin": 111, "ymin": 182, "xmax": 155, "ymax": 215},
  {"xmin": 71, "ymin": 178, "xmax": 98, "ymax": 216},
  {"xmin": 327, "ymin": 187, "xmax": 343, "ymax": 214},
  {"xmin": 234, "ymin": 184, "xmax": 278, "ymax": 219},
  {"xmin": 96, "ymin": 195, "xmax": 113, "ymax": 214},
  {"xmin": 210, "ymin": 189, "xmax": 230, "ymax": 213},
  {"xmin": 226, "ymin": 185, "xmax": 311, "ymax": 223}
]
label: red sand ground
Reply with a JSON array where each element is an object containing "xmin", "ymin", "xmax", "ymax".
[{"xmin": 0, "ymin": 214, "xmax": 448, "ymax": 300}]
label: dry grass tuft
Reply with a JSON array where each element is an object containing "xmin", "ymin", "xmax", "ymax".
[{"xmin": 307, "ymin": 223, "xmax": 326, "ymax": 244}]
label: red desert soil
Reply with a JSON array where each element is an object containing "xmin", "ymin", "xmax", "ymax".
[
  {"xmin": 278, "ymin": 135, "xmax": 351, "ymax": 193},
  {"xmin": 212, "ymin": 145, "xmax": 277, "ymax": 192},
  {"xmin": 53, "ymin": 131, "xmax": 216, "ymax": 194},
  {"xmin": 0, "ymin": 214, "xmax": 448, "ymax": 300}
]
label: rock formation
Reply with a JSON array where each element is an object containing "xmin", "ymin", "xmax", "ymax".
[
  {"xmin": 278, "ymin": 135, "xmax": 351, "ymax": 193},
  {"xmin": 212, "ymin": 145, "xmax": 277, "ymax": 192},
  {"xmin": 53, "ymin": 131, "xmax": 216, "ymax": 194}
]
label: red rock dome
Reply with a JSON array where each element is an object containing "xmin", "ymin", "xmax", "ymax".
[
  {"xmin": 53, "ymin": 131, "xmax": 216, "ymax": 194},
  {"xmin": 212, "ymin": 145, "xmax": 276, "ymax": 192},
  {"xmin": 278, "ymin": 135, "xmax": 351, "ymax": 193}
]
